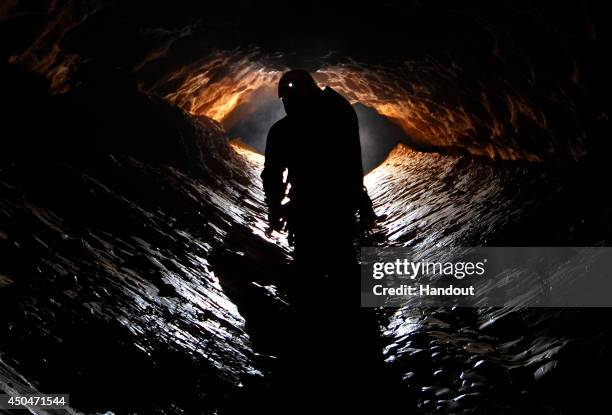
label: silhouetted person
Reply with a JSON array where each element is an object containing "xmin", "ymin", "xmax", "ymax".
[
  {"xmin": 262, "ymin": 69, "xmax": 375, "ymax": 281},
  {"xmin": 261, "ymin": 70, "xmax": 383, "ymax": 410}
]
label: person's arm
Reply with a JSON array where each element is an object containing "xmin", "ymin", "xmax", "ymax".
[
  {"xmin": 347, "ymin": 103, "xmax": 377, "ymax": 227},
  {"xmin": 327, "ymin": 87, "xmax": 378, "ymax": 228},
  {"xmin": 261, "ymin": 122, "xmax": 287, "ymax": 230}
]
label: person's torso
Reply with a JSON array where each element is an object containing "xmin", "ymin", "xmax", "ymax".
[{"xmin": 280, "ymin": 88, "xmax": 360, "ymax": 212}]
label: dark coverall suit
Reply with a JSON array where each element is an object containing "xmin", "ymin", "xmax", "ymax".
[
  {"xmin": 261, "ymin": 86, "xmax": 383, "ymax": 406},
  {"xmin": 262, "ymin": 86, "xmax": 364, "ymax": 278}
]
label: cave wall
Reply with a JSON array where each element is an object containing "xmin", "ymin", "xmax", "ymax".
[{"xmin": 1, "ymin": 0, "xmax": 610, "ymax": 164}]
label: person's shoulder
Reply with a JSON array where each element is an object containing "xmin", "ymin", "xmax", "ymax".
[
  {"xmin": 269, "ymin": 116, "xmax": 291, "ymax": 134},
  {"xmin": 323, "ymin": 87, "xmax": 350, "ymax": 105},
  {"xmin": 323, "ymin": 87, "xmax": 355, "ymax": 116},
  {"xmin": 267, "ymin": 116, "xmax": 291, "ymax": 144}
]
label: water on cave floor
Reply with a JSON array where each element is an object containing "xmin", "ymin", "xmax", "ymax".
[{"xmin": 1, "ymin": 137, "xmax": 611, "ymax": 414}]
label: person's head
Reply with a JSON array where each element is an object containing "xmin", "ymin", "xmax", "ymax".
[{"xmin": 278, "ymin": 69, "xmax": 320, "ymax": 116}]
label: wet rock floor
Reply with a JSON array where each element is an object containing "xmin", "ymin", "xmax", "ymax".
[{"xmin": 1, "ymin": 115, "xmax": 611, "ymax": 414}]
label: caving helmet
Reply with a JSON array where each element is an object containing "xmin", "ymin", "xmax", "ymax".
[
  {"xmin": 278, "ymin": 69, "xmax": 318, "ymax": 99},
  {"xmin": 278, "ymin": 69, "xmax": 319, "ymax": 116}
]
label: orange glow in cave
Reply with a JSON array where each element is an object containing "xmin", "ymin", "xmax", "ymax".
[{"xmin": 162, "ymin": 52, "xmax": 551, "ymax": 162}]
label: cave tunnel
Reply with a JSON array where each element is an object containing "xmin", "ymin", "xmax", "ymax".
[{"xmin": 1, "ymin": 1, "xmax": 612, "ymax": 414}]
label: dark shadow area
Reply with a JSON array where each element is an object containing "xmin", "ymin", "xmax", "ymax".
[{"xmin": 211, "ymin": 223, "xmax": 408, "ymax": 413}]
